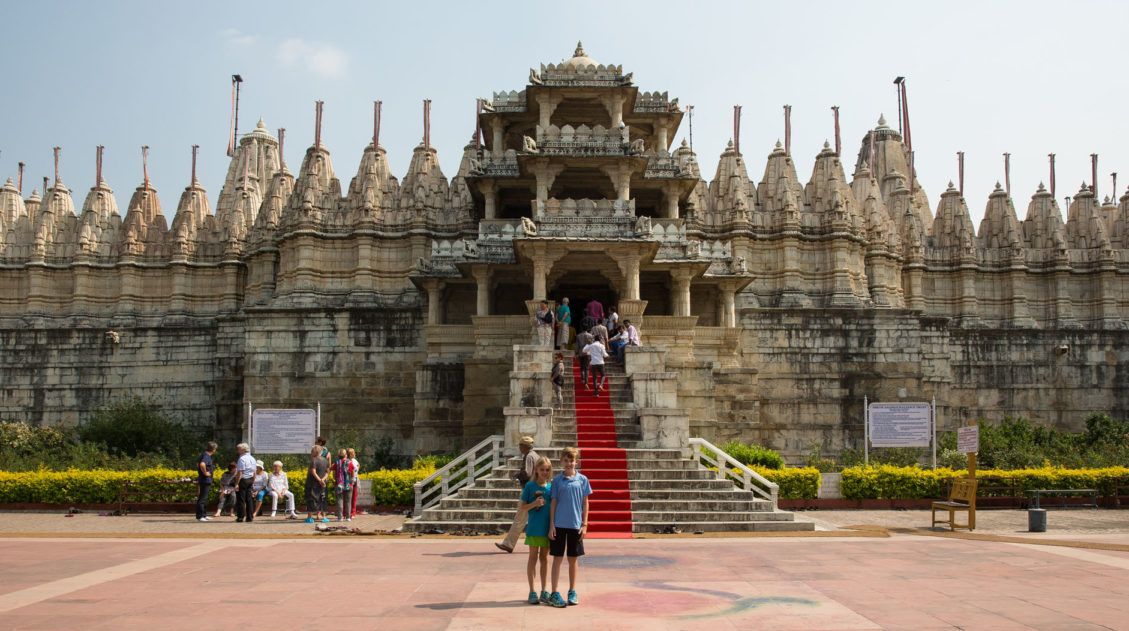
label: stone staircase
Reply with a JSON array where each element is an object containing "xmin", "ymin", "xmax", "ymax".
[{"xmin": 404, "ymin": 350, "xmax": 813, "ymax": 534}]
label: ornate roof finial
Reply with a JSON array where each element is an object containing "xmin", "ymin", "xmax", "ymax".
[
  {"xmin": 945, "ymin": 181, "xmax": 956, "ymax": 191},
  {"xmin": 574, "ymin": 41, "xmax": 585, "ymax": 57},
  {"xmin": 1037, "ymin": 182, "xmax": 1047, "ymax": 193},
  {"xmin": 876, "ymin": 114, "xmax": 888, "ymax": 128},
  {"xmin": 141, "ymin": 145, "xmax": 150, "ymax": 187},
  {"xmin": 993, "ymin": 181, "xmax": 1003, "ymax": 192}
]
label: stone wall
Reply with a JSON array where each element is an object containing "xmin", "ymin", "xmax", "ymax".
[
  {"xmin": 241, "ymin": 307, "xmax": 424, "ymax": 454},
  {"xmin": 0, "ymin": 320, "xmax": 230, "ymax": 432}
]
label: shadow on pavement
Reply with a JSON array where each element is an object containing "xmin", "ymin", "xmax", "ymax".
[{"xmin": 416, "ymin": 600, "xmax": 525, "ymax": 610}]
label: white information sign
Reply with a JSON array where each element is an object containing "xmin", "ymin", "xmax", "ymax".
[
  {"xmin": 957, "ymin": 425, "xmax": 980, "ymax": 454},
  {"xmin": 252, "ymin": 408, "xmax": 317, "ymax": 454},
  {"xmin": 868, "ymin": 402, "xmax": 932, "ymax": 448}
]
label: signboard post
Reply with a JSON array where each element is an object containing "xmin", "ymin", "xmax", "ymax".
[
  {"xmin": 251, "ymin": 408, "xmax": 318, "ymax": 454},
  {"xmin": 867, "ymin": 402, "xmax": 933, "ymax": 448}
]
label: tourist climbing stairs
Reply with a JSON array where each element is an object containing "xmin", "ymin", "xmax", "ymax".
[{"xmin": 404, "ymin": 355, "xmax": 812, "ymax": 535}]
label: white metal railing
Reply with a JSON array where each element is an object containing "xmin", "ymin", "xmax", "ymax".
[
  {"xmin": 689, "ymin": 437, "xmax": 779, "ymax": 507},
  {"xmin": 412, "ymin": 435, "xmax": 504, "ymax": 516}
]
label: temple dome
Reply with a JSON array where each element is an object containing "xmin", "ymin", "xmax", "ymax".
[{"xmin": 562, "ymin": 41, "xmax": 597, "ymax": 68}]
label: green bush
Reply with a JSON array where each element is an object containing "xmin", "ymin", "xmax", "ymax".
[
  {"xmin": 0, "ymin": 466, "xmax": 438, "ymax": 508},
  {"xmin": 78, "ymin": 398, "xmax": 201, "ymax": 462},
  {"xmin": 840, "ymin": 464, "xmax": 1129, "ymax": 500},
  {"xmin": 753, "ymin": 466, "xmax": 821, "ymax": 499},
  {"xmin": 719, "ymin": 441, "xmax": 785, "ymax": 470},
  {"xmin": 937, "ymin": 416, "xmax": 1129, "ymax": 470}
]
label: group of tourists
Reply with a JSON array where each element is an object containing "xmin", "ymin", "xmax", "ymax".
[
  {"xmin": 538, "ymin": 297, "xmax": 641, "ymax": 401},
  {"xmin": 495, "ymin": 436, "xmax": 593, "ymax": 608},
  {"xmin": 195, "ymin": 437, "xmax": 362, "ymax": 525}
]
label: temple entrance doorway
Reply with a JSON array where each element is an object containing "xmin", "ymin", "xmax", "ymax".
[{"xmin": 549, "ymin": 279, "xmax": 617, "ymax": 334}]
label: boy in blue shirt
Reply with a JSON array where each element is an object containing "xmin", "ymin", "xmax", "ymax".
[{"xmin": 548, "ymin": 446, "xmax": 592, "ymax": 607}]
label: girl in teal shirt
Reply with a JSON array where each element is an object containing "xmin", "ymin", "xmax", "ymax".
[{"xmin": 521, "ymin": 456, "xmax": 553, "ymax": 604}]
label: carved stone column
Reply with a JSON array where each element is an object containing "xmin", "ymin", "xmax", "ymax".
[
  {"xmin": 491, "ymin": 119, "xmax": 505, "ymax": 155},
  {"xmin": 537, "ymin": 94, "xmax": 563, "ymax": 130},
  {"xmin": 662, "ymin": 182, "xmax": 680, "ymax": 219},
  {"xmin": 471, "ymin": 264, "xmax": 492, "ymax": 316},
  {"xmin": 422, "ymin": 279, "xmax": 444, "ymax": 324},
  {"xmin": 718, "ymin": 283, "xmax": 738, "ymax": 328},
  {"xmin": 602, "ymin": 164, "xmax": 633, "ymax": 202},
  {"xmin": 532, "ymin": 259, "xmax": 548, "ymax": 300},
  {"xmin": 478, "ymin": 180, "xmax": 497, "ymax": 220},
  {"xmin": 655, "ymin": 115, "xmax": 669, "ymax": 154},
  {"xmin": 617, "ymin": 254, "xmax": 641, "ymax": 300},
  {"xmin": 670, "ymin": 268, "xmax": 694, "ymax": 316},
  {"xmin": 602, "ymin": 93, "xmax": 625, "ymax": 128},
  {"xmin": 530, "ymin": 160, "xmax": 564, "ymax": 205}
]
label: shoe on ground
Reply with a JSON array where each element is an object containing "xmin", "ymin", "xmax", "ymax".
[
  {"xmin": 346, "ymin": 517, "xmax": 352, "ymax": 522},
  {"xmin": 270, "ymin": 511, "xmax": 276, "ymax": 517},
  {"xmin": 549, "ymin": 592, "xmax": 567, "ymax": 608},
  {"xmin": 539, "ymin": 591, "xmax": 550, "ymax": 604},
  {"xmin": 236, "ymin": 518, "xmax": 244, "ymax": 523},
  {"xmin": 567, "ymin": 589, "xmax": 578, "ymax": 606},
  {"xmin": 320, "ymin": 517, "xmax": 330, "ymax": 523},
  {"xmin": 494, "ymin": 542, "xmax": 513, "ymax": 553},
  {"xmin": 527, "ymin": 591, "xmax": 539, "ymax": 605},
  {"xmin": 196, "ymin": 517, "xmax": 208, "ymax": 522},
  {"xmin": 305, "ymin": 516, "xmax": 314, "ymax": 523}
]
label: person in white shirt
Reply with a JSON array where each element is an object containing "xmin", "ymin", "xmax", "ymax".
[
  {"xmin": 581, "ymin": 337, "xmax": 610, "ymax": 396},
  {"xmin": 347, "ymin": 448, "xmax": 361, "ymax": 517},
  {"xmin": 234, "ymin": 443, "xmax": 257, "ymax": 522},
  {"xmin": 610, "ymin": 319, "xmax": 641, "ymax": 362},
  {"xmin": 251, "ymin": 460, "xmax": 270, "ymax": 517},
  {"xmin": 267, "ymin": 461, "xmax": 297, "ymax": 518}
]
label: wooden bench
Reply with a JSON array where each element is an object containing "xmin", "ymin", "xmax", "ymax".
[
  {"xmin": 931, "ymin": 477, "xmax": 977, "ymax": 531},
  {"xmin": 1026, "ymin": 489, "xmax": 1098, "ymax": 510},
  {"xmin": 116, "ymin": 479, "xmax": 197, "ymax": 514}
]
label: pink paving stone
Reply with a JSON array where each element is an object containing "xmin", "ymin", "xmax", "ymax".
[{"xmin": 1, "ymin": 536, "xmax": 1128, "ymax": 630}]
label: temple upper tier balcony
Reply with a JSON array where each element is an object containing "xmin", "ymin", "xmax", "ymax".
[
  {"xmin": 633, "ymin": 91, "xmax": 680, "ymax": 113},
  {"xmin": 530, "ymin": 124, "xmax": 638, "ymax": 157},
  {"xmin": 467, "ymin": 149, "xmax": 520, "ymax": 178},
  {"xmin": 533, "ymin": 197, "xmax": 635, "ymax": 219}
]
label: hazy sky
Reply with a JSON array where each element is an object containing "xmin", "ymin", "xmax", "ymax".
[{"xmin": 2, "ymin": 1, "xmax": 1126, "ymax": 226}]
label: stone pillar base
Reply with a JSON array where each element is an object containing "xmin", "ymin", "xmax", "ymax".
[
  {"xmin": 638, "ymin": 408, "xmax": 689, "ymax": 452},
  {"xmin": 503, "ymin": 406, "xmax": 553, "ymax": 452}
]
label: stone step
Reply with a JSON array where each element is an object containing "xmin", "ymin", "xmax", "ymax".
[
  {"xmin": 435, "ymin": 497, "xmax": 774, "ymax": 513},
  {"xmin": 503, "ymin": 449, "xmax": 685, "ymax": 462},
  {"xmin": 401, "ymin": 519, "xmax": 815, "ymax": 534},
  {"xmin": 454, "ymin": 487, "xmax": 768, "ymax": 504},
  {"xmin": 415, "ymin": 507, "xmax": 793, "ymax": 523},
  {"xmin": 476, "ymin": 475, "xmax": 742, "ymax": 491},
  {"xmin": 631, "ymin": 519, "xmax": 815, "ymax": 533}
]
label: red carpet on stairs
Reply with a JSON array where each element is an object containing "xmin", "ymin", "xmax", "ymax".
[{"xmin": 570, "ymin": 359, "xmax": 633, "ymax": 537}]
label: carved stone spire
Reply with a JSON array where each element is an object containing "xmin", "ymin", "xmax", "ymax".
[{"xmin": 707, "ymin": 138, "xmax": 754, "ymax": 222}]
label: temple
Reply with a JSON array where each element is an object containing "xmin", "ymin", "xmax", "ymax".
[{"xmin": 2, "ymin": 43, "xmax": 1129, "ymax": 461}]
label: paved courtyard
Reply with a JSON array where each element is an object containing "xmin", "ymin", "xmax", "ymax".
[{"xmin": 2, "ymin": 524, "xmax": 1128, "ymax": 630}]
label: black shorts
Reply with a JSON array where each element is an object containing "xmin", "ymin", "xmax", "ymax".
[{"xmin": 549, "ymin": 527, "xmax": 585, "ymax": 557}]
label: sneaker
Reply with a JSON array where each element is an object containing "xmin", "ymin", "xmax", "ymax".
[
  {"xmin": 594, "ymin": 391, "xmax": 600, "ymax": 397},
  {"xmin": 494, "ymin": 542, "xmax": 513, "ymax": 553},
  {"xmin": 320, "ymin": 517, "xmax": 330, "ymax": 523},
  {"xmin": 539, "ymin": 591, "xmax": 550, "ymax": 604},
  {"xmin": 305, "ymin": 516, "xmax": 314, "ymax": 523},
  {"xmin": 270, "ymin": 511, "xmax": 277, "ymax": 517},
  {"xmin": 196, "ymin": 517, "xmax": 208, "ymax": 522},
  {"xmin": 346, "ymin": 517, "xmax": 352, "ymax": 522},
  {"xmin": 549, "ymin": 592, "xmax": 567, "ymax": 608},
  {"xmin": 527, "ymin": 591, "xmax": 539, "ymax": 605},
  {"xmin": 567, "ymin": 589, "xmax": 578, "ymax": 606}
]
